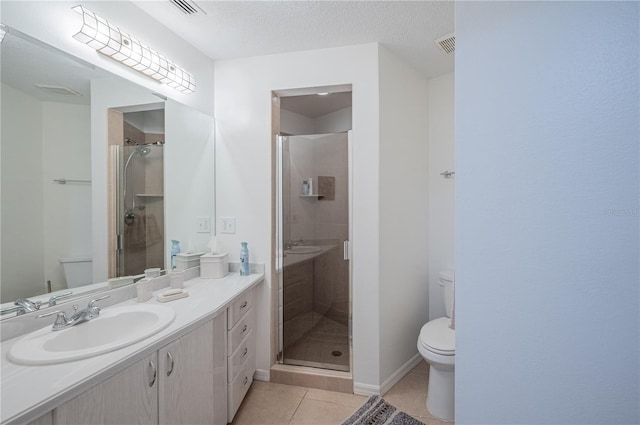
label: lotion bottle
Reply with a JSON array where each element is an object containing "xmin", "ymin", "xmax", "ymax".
[{"xmin": 240, "ymin": 242, "xmax": 250, "ymax": 276}]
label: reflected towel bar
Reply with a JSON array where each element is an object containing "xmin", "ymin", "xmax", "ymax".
[{"xmin": 53, "ymin": 178, "xmax": 91, "ymax": 184}]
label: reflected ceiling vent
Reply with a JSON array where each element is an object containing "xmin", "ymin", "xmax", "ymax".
[
  {"xmin": 434, "ymin": 33, "xmax": 455, "ymax": 54},
  {"xmin": 169, "ymin": 0, "xmax": 206, "ymax": 15},
  {"xmin": 33, "ymin": 84, "xmax": 82, "ymax": 97}
]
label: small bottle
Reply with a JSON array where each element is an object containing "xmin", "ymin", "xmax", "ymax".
[
  {"xmin": 302, "ymin": 180, "xmax": 309, "ymax": 196},
  {"xmin": 171, "ymin": 240, "xmax": 180, "ymax": 270},
  {"xmin": 307, "ymin": 178, "xmax": 313, "ymax": 195},
  {"xmin": 240, "ymin": 242, "xmax": 250, "ymax": 276}
]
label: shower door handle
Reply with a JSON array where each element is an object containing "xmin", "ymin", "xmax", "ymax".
[
  {"xmin": 343, "ymin": 240, "xmax": 350, "ymax": 261},
  {"xmin": 117, "ymin": 234, "xmax": 124, "ymax": 251}
]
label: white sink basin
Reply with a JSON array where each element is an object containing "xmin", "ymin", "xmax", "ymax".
[
  {"xmin": 8, "ymin": 304, "xmax": 175, "ymax": 365},
  {"xmin": 286, "ymin": 245, "xmax": 322, "ymax": 254}
]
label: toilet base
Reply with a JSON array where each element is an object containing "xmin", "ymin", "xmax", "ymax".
[{"xmin": 426, "ymin": 365, "xmax": 454, "ymax": 421}]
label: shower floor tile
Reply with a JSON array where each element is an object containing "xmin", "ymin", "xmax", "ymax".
[{"xmin": 284, "ymin": 314, "xmax": 349, "ymax": 372}]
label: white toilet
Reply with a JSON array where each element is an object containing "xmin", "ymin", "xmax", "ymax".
[
  {"xmin": 417, "ymin": 269, "xmax": 455, "ymax": 421},
  {"xmin": 59, "ymin": 256, "xmax": 93, "ymax": 288}
]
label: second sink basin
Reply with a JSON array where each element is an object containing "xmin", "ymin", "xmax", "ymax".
[
  {"xmin": 8, "ymin": 304, "xmax": 175, "ymax": 365},
  {"xmin": 286, "ymin": 245, "xmax": 322, "ymax": 254}
]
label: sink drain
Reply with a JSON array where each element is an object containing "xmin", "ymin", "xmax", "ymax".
[{"xmin": 331, "ymin": 350, "xmax": 342, "ymax": 357}]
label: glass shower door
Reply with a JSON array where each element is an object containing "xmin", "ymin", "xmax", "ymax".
[
  {"xmin": 115, "ymin": 144, "xmax": 165, "ymax": 276},
  {"xmin": 277, "ymin": 133, "xmax": 351, "ymax": 372}
]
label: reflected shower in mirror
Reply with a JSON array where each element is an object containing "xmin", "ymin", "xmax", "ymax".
[{"xmin": 112, "ymin": 109, "xmax": 165, "ymax": 277}]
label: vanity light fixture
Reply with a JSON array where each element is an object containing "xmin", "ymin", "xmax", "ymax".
[{"xmin": 71, "ymin": 5, "xmax": 195, "ymax": 93}]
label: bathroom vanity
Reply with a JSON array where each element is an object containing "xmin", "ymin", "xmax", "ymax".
[{"xmin": 0, "ymin": 271, "xmax": 262, "ymax": 425}]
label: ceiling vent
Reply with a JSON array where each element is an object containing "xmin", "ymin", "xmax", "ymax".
[
  {"xmin": 434, "ymin": 33, "xmax": 455, "ymax": 54},
  {"xmin": 34, "ymin": 84, "xmax": 82, "ymax": 97},
  {"xmin": 169, "ymin": 0, "xmax": 206, "ymax": 15}
]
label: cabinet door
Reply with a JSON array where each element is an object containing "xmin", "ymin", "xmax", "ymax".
[
  {"xmin": 55, "ymin": 352, "xmax": 158, "ymax": 425},
  {"xmin": 26, "ymin": 412, "xmax": 53, "ymax": 425},
  {"xmin": 159, "ymin": 315, "xmax": 226, "ymax": 425}
]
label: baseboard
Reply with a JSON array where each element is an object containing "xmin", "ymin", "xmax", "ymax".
[
  {"xmin": 380, "ymin": 352, "xmax": 422, "ymax": 395},
  {"xmin": 354, "ymin": 352, "xmax": 422, "ymax": 397},
  {"xmin": 254, "ymin": 368, "xmax": 270, "ymax": 382},
  {"xmin": 353, "ymin": 382, "xmax": 380, "ymax": 396}
]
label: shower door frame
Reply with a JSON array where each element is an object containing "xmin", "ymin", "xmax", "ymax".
[{"xmin": 276, "ymin": 131, "xmax": 353, "ymax": 372}]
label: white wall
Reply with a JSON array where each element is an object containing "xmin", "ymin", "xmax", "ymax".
[
  {"xmin": 42, "ymin": 102, "xmax": 92, "ymax": 291},
  {"xmin": 214, "ymin": 43, "xmax": 381, "ymax": 388},
  {"xmin": 0, "ymin": 0, "xmax": 215, "ymax": 115},
  {"xmin": 427, "ymin": 73, "xmax": 454, "ymax": 320},
  {"xmin": 0, "ymin": 84, "xmax": 44, "ymax": 301},
  {"xmin": 378, "ymin": 46, "xmax": 429, "ymax": 387},
  {"xmin": 456, "ymin": 2, "xmax": 639, "ymax": 423},
  {"xmin": 164, "ymin": 99, "xmax": 215, "ymax": 261}
]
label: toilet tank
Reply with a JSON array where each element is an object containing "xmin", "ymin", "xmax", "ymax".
[
  {"xmin": 439, "ymin": 269, "xmax": 455, "ymax": 318},
  {"xmin": 59, "ymin": 256, "xmax": 93, "ymax": 288}
]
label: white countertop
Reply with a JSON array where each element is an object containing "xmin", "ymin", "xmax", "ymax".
[{"xmin": 0, "ymin": 272, "xmax": 264, "ymax": 425}]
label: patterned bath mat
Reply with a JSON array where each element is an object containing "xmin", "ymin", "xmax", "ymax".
[{"xmin": 342, "ymin": 396, "xmax": 425, "ymax": 425}]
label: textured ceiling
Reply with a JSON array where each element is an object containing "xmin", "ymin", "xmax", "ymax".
[{"xmin": 134, "ymin": 0, "xmax": 455, "ymax": 79}]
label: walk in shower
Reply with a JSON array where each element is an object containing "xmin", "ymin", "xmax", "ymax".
[
  {"xmin": 110, "ymin": 107, "xmax": 165, "ymax": 277},
  {"xmin": 115, "ymin": 143, "xmax": 164, "ymax": 276},
  {"xmin": 277, "ymin": 132, "xmax": 351, "ymax": 372}
]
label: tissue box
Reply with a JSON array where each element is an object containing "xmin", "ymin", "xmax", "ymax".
[
  {"xmin": 175, "ymin": 252, "xmax": 204, "ymax": 270},
  {"xmin": 200, "ymin": 253, "xmax": 229, "ymax": 279}
]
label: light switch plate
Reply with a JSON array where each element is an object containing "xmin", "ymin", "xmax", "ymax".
[
  {"xmin": 221, "ymin": 217, "xmax": 236, "ymax": 234},
  {"xmin": 197, "ymin": 216, "xmax": 211, "ymax": 233}
]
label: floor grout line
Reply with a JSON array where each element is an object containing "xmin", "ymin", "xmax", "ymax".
[{"xmin": 287, "ymin": 388, "xmax": 309, "ymax": 425}]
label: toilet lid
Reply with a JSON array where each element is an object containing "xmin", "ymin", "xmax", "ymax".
[{"xmin": 419, "ymin": 317, "xmax": 455, "ymax": 355}]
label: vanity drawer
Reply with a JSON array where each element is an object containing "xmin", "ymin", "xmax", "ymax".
[
  {"xmin": 227, "ymin": 353, "xmax": 255, "ymax": 422},
  {"xmin": 228, "ymin": 330, "xmax": 255, "ymax": 382},
  {"xmin": 227, "ymin": 288, "xmax": 255, "ymax": 329},
  {"xmin": 227, "ymin": 306, "xmax": 256, "ymax": 355}
]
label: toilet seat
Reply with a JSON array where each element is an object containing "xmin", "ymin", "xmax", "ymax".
[{"xmin": 419, "ymin": 317, "xmax": 455, "ymax": 356}]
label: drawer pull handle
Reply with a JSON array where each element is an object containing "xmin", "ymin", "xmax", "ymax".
[
  {"xmin": 148, "ymin": 360, "xmax": 157, "ymax": 387},
  {"xmin": 241, "ymin": 324, "xmax": 248, "ymax": 334},
  {"xmin": 243, "ymin": 376, "xmax": 249, "ymax": 386},
  {"xmin": 166, "ymin": 351, "xmax": 175, "ymax": 377},
  {"xmin": 240, "ymin": 301, "xmax": 248, "ymax": 309},
  {"xmin": 241, "ymin": 347, "xmax": 249, "ymax": 358}
]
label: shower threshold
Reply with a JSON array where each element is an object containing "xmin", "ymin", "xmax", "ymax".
[{"xmin": 284, "ymin": 357, "xmax": 349, "ymax": 372}]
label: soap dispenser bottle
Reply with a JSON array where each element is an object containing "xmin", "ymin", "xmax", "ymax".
[
  {"xmin": 171, "ymin": 240, "xmax": 180, "ymax": 270},
  {"xmin": 240, "ymin": 242, "xmax": 250, "ymax": 276}
]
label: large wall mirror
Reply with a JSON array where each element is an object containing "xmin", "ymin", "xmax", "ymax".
[{"xmin": 0, "ymin": 27, "xmax": 215, "ymax": 318}]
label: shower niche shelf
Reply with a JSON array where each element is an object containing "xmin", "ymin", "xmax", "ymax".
[{"xmin": 299, "ymin": 194, "xmax": 324, "ymax": 199}]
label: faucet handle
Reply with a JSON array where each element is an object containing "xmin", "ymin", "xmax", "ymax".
[
  {"xmin": 88, "ymin": 295, "xmax": 110, "ymax": 309},
  {"xmin": 36, "ymin": 310, "xmax": 71, "ymax": 331},
  {"xmin": 36, "ymin": 310, "xmax": 63, "ymax": 319},
  {"xmin": 48, "ymin": 291, "xmax": 73, "ymax": 307}
]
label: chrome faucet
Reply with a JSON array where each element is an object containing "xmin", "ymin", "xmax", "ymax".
[
  {"xmin": 13, "ymin": 298, "xmax": 42, "ymax": 315},
  {"xmin": 48, "ymin": 291, "xmax": 73, "ymax": 307},
  {"xmin": 37, "ymin": 295, "xmax": 110, "ymax": 331}
]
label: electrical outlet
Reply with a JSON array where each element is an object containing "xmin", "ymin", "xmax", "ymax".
[
  {"xmin": 221, "ymin": 217, "xmax": 236, "ymax": 234},
  {"xmin": 197, "ymin": 216, "xmax": 210, "ymax": 233}
]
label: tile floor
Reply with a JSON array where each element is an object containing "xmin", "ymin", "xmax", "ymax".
[{"xmin": 231, "ymin": 360, "xmax": 452, "ymax": 425}]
